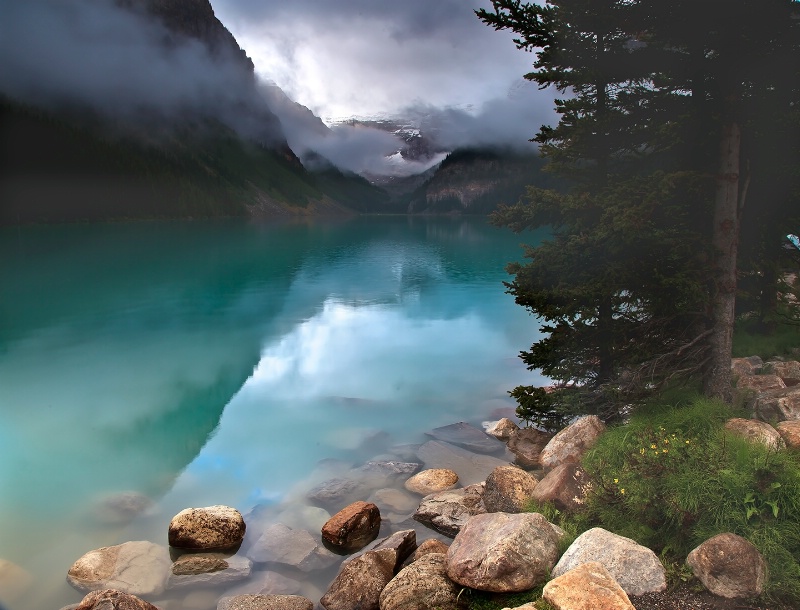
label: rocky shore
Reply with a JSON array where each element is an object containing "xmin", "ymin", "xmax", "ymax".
[{"xmin": 5, "ymin": 356, "xmax": 796, "ymax": 610}]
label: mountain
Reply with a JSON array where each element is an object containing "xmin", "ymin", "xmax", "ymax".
[{"xmin": 0, "ymin": 0, "xmax": 387, "ymax": 224}]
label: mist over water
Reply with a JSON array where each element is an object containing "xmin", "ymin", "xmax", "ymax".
[{"xmin": 0, "ymin": 217, "xmax": 547, "ymax": 610}]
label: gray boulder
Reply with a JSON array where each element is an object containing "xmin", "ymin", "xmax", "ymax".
[
  {"xmin": 379, "ymin": 553, "xmax": 465, "ymax": 610},
  {"xmin": 484, "ymin": 417, "xmax": 519, "ymax": 441},
  {"xmin": 539, "ymin": 415, "xmax": 606, "ymax": 471},
  {"xmin": 530, "ymin": 462, "xmax": 592, "ymax": 512},
  {"xmin": 552, "ymin": 527, "xmax": 666, "ymax": 595},
  {"xmin": 425, "ymin": 422, "xmax": 502, "ymax": 454},
  {"xmin": 168, "ymin": 505, "xmax": 246, "ymax": 551},
  {"xmin": 506, "ymin": 428, "xmax": 553, "ymax": 469},
  {"xmin": 686, "ymin": 533, "xmax": 766, "ymax": 598},
  {"xmin": 483, "ymin": 465, "xmax": 538, "ymax": 513},
  {"xmin": 67, "ymin": 541, "xmax": 171, "ymax": 596},
  {"xmin": 724, "ymin": 418, "xmax": 785, "ymax": 450},
  {"xmin": 445, "ymin": 512, "xmax": 560, "ymax": 592},
  {"xmin": 754, "ymin": 387, "xmax": 800, "ymax": 421},
  {"xmin": 412, "ymin": 484, "xmax": 486, "ymax": 537},
  {"xmin": 247, "ymin": 523, "xmax": 337, "ymax": 572}
]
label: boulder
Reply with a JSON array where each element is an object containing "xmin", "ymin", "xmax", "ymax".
[
  {"xmin": 168, "ymin": 506, "xmax": 246, "ymax": 551},
  {"xmin": 93, "ymin": 491, "xmax": 153, "ymax": 525},
  {"xmin": 754, "ymin": 387, "xmax": 800, "ymax": 421},
  {"xmin": 74, "ymin": 589, "xmax": 160, "ymax": 610},
  {"xmin": 776, "ymin": 420, "xmax": 800, "ymax": 449},
  {"xmin": 530, "ymin": 462, "xmax": 592, "ymax": 512},
  {"xmin": 484, "ymin": 417, "xmax": 520, "ymax": 441},
  {"xmin": 321, "ymin": 501, "xmax": 381, "ymax": 554},
  {"xmin": 247, "ymin": 523, "xmax": 338, "ymax": 572},
  {"xmin": 724, "ymin": 418, "xmax": 785, "ymax": 450},
  {"xmin": 320, "ymin": 548, "xmax": 396, "ymax": 610},
  {"xmin": 425, "ymin": 422, "xmax": 502, "ymax": 454},
  {"xmin": 217, "ymin": 594, "xmax": 314, "ymax": 610},
  {"xmin": 731, "ymin": 356, "xmax": 763, "ymax": 377},
  {"xmin": 736, "ymin": 374, "xmax": 786, "ymax": 393},
  {"xmin": 539, "ymin": 415, "xmax": 606, "ymax": 471},
  {"xmin": 221, "ymin": 570, "xmax": 303, "ymax": 596},
  {"xmin": 766, "ymin": 360, "xmax": 800, "ymax": 384},
  {"xmin": 543, "ymin": 561, "xmax": 635, "ymax": 610},
  {"xmin": 506, "ymin": 428, "xmax": 553, "ymax": 469},
  {"xmin": 368, "ymin": 488, "xmax": 419, "ymax": 514},
  {"xmin": 411, "ymin": 538, "xmax": 450, "ymax": 562},
  {"xmin": 352, "ymin": 461, "xmax": 422, "ymax": 482},
  {"xmin": 412, "ymin": 483, "xmax": 487, "ymax": 537},
  {"xmin": 379, "ymin": 553, "xmax": 465, "ymax": 610},
  {"xmin": 404, "ymin": 468, "xmax": 459, "ymax": 495},
  {"xmin": 306, "ymin": 477, "xmax": 367, "ymax": 512},
  {"xmin": 67, "ymin": 541, "xmax": 171, "ymax": 596},
  {"xmin": 552, "ymin": 528, "xmax": 666, "ymax": 595},
  {"xmin": 686, "ymin": 533, "xmax": 766, "ymax": 598},
  {"xmin": 483, "ymin": 465, "xmax": 538, "ymax": 513},
  {"xmin": 445, "ymin": 512, "xmax": 560, "ymax": 592},
  {"xmin": 167, "ymin": 554, "xmax": 251, "ymax": 589},
  {"xmin": 416, "ymin": 440, "xmax": 509, "ymax": 485},
  {"xmin": 345, "ymin": 529, "xmax": 417, "ymax": 571}
]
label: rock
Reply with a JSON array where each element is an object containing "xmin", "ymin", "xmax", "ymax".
[
  {"xmin": 766, "ymin": 360, "xmax": 800, "ymax": 384},
  {"xmin": 539, "ymin": 415, "xmax": 606, "ymax": 471},
  {"xmin": 306, "ymin": 477, "xmax": 367, "ymax": 512},
  {"xmin": 270, "ymin": 505, "xmax": 331, "ymax": 533},
  {"xmin": 483, "ymin": 465, "xmax": 538, "ymax": 513},
  {"xmin": 67, "ymin": 541, "xmax": 171, "ymax": 596},
  {"xmin": 346, "ymin": 529, "xmax": 417, "ymax": 571},
  {"xmin": 724, "ymin": 418, "xmax": 785, "ymax": 450},
  {"xmin": 411, "ymin": 538, "xmax": 450, "ymax": 562},
  {"xmin": 353, "ymin": 461, "xmax": 422, "ymax": 481},
  {"xmin": 776, "ymin": 420, "xmax": 800, "ymax": 449},
  {"xmin": 168, "ymin": 506, "xmax": 246, "ymax": 551},
  {"xmin": 247, "ymin": 523, "xmax": 338, "ymax": 572},
  {"xmin": 0, "ymin": 558, "xmax": 32, "ymax": 602},
  {"xmin": 74, "ymin": 589, "xmax": 160, "ymax": 610},
  {"xmin": 217, "ymin": 594, "xmax": 314, "ymax": 610},
  {"xmin": 368, "ymin": 488, "xmax": 419, "ymax": 514},
  {"xmin": 417, "ymin": 440, "xmax": 509, "ymax": 485},
  {"xmin": 543, "ymin": 561, "xmax": 635, "ymax": 610},
  {"xmin": 222, "ymin": 571, "xmax": 303, "ymax": 596},
  {"xmin": 736, "ymin": 374, "xmax": 786, "ymax": 393},
  {"xmin": 93, "ymin": 492, "xmax": 153, "ymax": 525},
  {"xmin": 686, "ymin": 533, "xmax": 766, "ymax": 598},
  {"xmin": 552, "ymin": 528, "xmax": 666, "ymax": 595},
  {"xmin": 412, "ymin": 484, "xmax": 487, "ymax": 537},
  {"xmin": 754, "ymin": 386, "xmax": 800, "ymax": 421},
  {"xmin": 484, "ymin": 417, "xmax": 520, "ymax": 441},
  {"xmin": 530, "ymin": 462, "xmax": 592, "ymax": 512},
  {"xmin": 379, "ymin": 553, "xmax": 464, "ymax": 610},
  {"xmin": 506, "ymin": 428, "xmax": 553, "ymax": 469},
  {"xmin": 167, "ymin": 554, "xmax": 251, "ymax": 589},
  {"xmin": 404, "ymin": 468, "xmax": 459, "ymax": 495},
  {"xmin": 320, "ymin": 548, "xmax": 396, "ymax": 610},
  {"xmin": 731, "ymin": 356, "xmax": 763, "ymax": 377},
  {"xmin": 446, "ymin": 512, "xmax": 560, "ymax": 592},
  {"xmin": 321, "ymin": 501, "xmax": 381, "ymax": 554},
  {"xmin": 425, "ymin": 422, "xmax": 502, "ymax": 454}
]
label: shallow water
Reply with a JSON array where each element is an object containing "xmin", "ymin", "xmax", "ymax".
[{"xmin": 0, "ymin": 216, "xmax": 548, "ymax": 609}]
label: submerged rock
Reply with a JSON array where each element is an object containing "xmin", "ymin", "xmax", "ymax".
[
  {"xmin": 247, "ymin": 523, "xmax": 337, "ymax": 572},
  {"xmin": 425, "ymin": 422, "xmax": 502, "ymax": 454},
  {"xmin": 413, "ymin": 483, "xmax": 486, "ymax": 537},
  {"xmin": 416, "ymin": 440, "xmax": 508, "ymax": 485},
  {"xmin": 404, "ymin": 468, "xmax": 459, "ymax": 496},
  {"xmin": 74, "ymin": 589, "xmax": 160, "ymax": 610},
  {"xmin": 67, "ymin": 541, "xmax": 171, "ymax": 596}
]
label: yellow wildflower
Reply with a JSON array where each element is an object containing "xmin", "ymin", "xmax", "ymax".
[
  {"xmin": 613, "ymin": 478, "xmax": 619, "ymax": 484},
  {"xmin": 620, "ymin": 488, "xmax": 626, "ymax": 494}
]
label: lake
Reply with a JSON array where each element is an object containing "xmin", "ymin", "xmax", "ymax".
[{"xmin": 0, "ymin": 216, "xmax": 548, "ymax": 610}]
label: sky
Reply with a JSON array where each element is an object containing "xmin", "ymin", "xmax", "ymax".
[{"xmin": 0, "ymin": 0, "xmax": 557, "ymax": 175}]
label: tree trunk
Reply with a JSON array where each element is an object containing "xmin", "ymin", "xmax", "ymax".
[{"xmin": 703, "ymin": 122, "xmax": 741, "ymax": 401}]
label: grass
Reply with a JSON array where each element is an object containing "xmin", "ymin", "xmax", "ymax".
[{"xmin": 733, "ymin": 316, "xmax": 800, "ymax": 359}]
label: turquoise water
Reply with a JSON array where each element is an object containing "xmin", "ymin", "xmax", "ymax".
[{"xmin": 0, "ymin": 216, "xmax": 547, "ymax": 609}]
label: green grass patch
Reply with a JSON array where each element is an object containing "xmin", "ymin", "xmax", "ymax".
[{"xmin": 733, "ymin": 317, "xmax": 800, "ymax": 359}]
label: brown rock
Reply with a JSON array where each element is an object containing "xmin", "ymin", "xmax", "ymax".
[
  {"xmin": 404, "ymin": 468, "xmax": 459, "ymax": 495},
  {"xmin": 67, "ymin": 541, "xmax": 171, "ymax": 596},
  {"xmin": 754, "ymin": 386, "xmax": 800, "ymax": 421},
  {"xmin": 776, "ymin": 420, "xmax": 800, "ymax": 449},
  {"xmin": 320, "ymin": 548, "xmax": 395, "ymax": 610},
  {"xmin": 507, "ymin": 427, "xmax": 553, "ymax": 469},
  {"xmin": 378, "ymin": 553, "xmax": 465, "ymax": 610},
  {"xmin": 731, "ymin": 356, "xmax": 763, "ymax": 377},
  {"xmin": 483, "ymin": 465, "xmax": 538, "ymax": 513},
  {"xmin": 168, "ymin": 505, "xmax": 245, "ymax": 550},
  {"xmin": 345, "ymin": 529, "xmax": 417, "ymax": 572},
  {"xmin": 411, "ymin": 538, "xmax": 450, "ymax": 562},
  {"xmin": 485, "ymin": 417, "xmax": 520, "ymax": 441},
  {"xmin": 530, "ymin": 462, "xmax": 592, "ymax": 512},
  {"xmin": 724, "ymin": 418, "xmax": 785, "ymax": 450},
  {"xmin": 321, "ymin": 501, "xmax": 381, "ymax": 554},
  {"xmin": 543, "ymin": 561, "xmax": 635, "ymax": 610},
  {"xmin": 736, "ymin": 374, "xmax": 786, "ymax": 392},
  {"xmin": 171, "ymin": 555, "xmax": 228, "ymax": 575},
  {"xmin": 75, "ymin": 589, "xmax": 160, "ymax": 610},
  {"xmin": 686, "ymin": 533, "xmax": 766, "ymax": 598},
  {"xmin": 539, "ymin": 415, "xmax": 606, "ymax": 471},
  {"xmin": 767, "ymin": 360, "xmax": 800, "ymax": 384},
  {"xmin": 445, "ymin": 512, "xmax": 560, "ymax": 592},
  {"xmin": 217, "ymin": 594, "xmax": 314, "ymax": 610}
]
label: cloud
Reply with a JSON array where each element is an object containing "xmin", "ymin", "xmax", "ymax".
[{"xmin": 0, "ymin": 0, "xmax": 282, "ymax": 142}]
